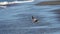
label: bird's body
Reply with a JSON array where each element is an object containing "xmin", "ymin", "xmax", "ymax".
[{"xmin": 32, "ymin": 16, "xmax": 39, "ymax": 23}]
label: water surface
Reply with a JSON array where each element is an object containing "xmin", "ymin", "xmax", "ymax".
[{"xmin": 0, "ymin": 0, "xmax": 60, "ymax": 34}]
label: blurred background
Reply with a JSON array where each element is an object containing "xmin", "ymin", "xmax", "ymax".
[{"xmin": 0, "ymin": 0, "xmax": 60, "ymax": 34}]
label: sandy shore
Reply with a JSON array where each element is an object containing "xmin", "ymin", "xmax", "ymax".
[{"xmin": 35, "ymin": 1, "xmax": 60, "ymax": 5}]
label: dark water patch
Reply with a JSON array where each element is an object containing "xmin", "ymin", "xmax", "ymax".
[
  {"xmin": 35, "ymin": 1, "xmax": 60, "ymax": 6},
  {"xmin": 51, "ymin": 9, "xmax": 60, "ymax": 22},
  {"xmin": 51, "ymin": 9, "xmax": 60, "ymax": 14}
]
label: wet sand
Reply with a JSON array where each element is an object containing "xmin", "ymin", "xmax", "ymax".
[{"xmin": 35, "ymin": 1, "xmax": 60, "ymax": 5}]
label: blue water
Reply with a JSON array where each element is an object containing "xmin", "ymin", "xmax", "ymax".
[{"xmin": 0, "ymin": 0, "xmax": 60, "ymax": 34}]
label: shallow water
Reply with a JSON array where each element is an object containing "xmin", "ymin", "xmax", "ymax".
[{"xmin": 0, "ymin": 0, "xmax": 60, "ymax": 34}]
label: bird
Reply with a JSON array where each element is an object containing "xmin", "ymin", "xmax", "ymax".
[{"xmin": 32, "ymin": 16, "xmax": 39, "ymax": 23}]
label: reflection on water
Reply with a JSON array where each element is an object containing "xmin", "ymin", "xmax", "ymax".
[{"xmin": 0, "ymin": 0, "xmax": 60, "ymax": 34}]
